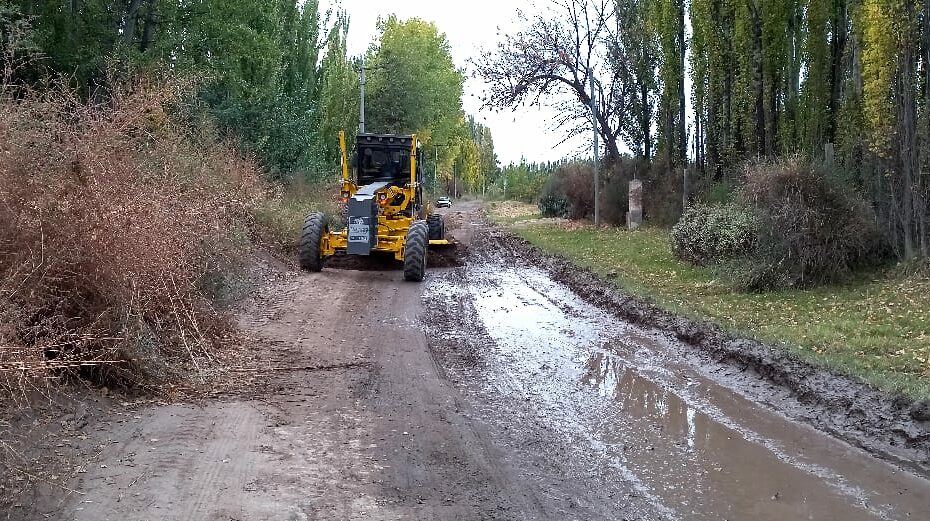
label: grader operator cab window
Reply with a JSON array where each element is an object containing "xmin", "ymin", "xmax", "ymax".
[{"xmin": 356, "ymin": 134, "xmax": 412, "ymax": 186}]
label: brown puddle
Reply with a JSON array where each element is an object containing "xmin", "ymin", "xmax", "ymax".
[{"xmin": 463, "ymin": 265, "xmax": 930, "ymax": 521}]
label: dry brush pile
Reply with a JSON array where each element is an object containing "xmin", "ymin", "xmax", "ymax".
[{"xmin": 0, "ymin": 78, "xmax": 265, "ymax": 399}]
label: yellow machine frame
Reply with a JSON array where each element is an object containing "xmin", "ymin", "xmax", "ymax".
[{"xmin": 319, "ymin": 131, "xmax": 441, "ymax": 261}]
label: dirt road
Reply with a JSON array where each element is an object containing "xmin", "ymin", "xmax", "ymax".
[{"xmin": 20, "ymin": 201, "xmax": 930, "ymax": 520}]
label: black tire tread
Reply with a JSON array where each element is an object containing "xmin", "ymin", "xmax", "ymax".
[
  {"xmin": 426, "ymin": 213, "xmax": 444, "ymax": 241},
  {"xmin": 299, "ymin": 212, "xmax": 325, "ymax": 272},
  {"xmin": 403, "ymin": 220, "xmax": 428, "ymax": 282}
]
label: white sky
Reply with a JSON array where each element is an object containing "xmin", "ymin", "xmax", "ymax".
[{"xmin": 318, "ymin": 0, "xmax": 592, "ymax": 166}]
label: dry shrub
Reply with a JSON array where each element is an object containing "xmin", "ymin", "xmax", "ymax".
[
  {"xmin": 736, "ymin": 157, "xmax": 887, "ymax": 289},
  {"xmin": 641, "ymin": 157, "xmax": 684, "ymax": 226},
  {"xmin": 0, "ymin": 77, "xmax": 263, "ymax": 393},
  {"xmin": 538, "ymin": 161, "xmax": 596, "ymax": 220},
  {"xmin": 598, "ymin": 158, "xmax": 636, "ymax": 226},
  {"xmin": 251, "ymin": 176, "xmax": 344, "ymax": 255}
]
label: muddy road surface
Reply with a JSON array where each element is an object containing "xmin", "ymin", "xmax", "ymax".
[{"xmin": 22, "ymin": 201, "xmax": 930, "ymax": 521}]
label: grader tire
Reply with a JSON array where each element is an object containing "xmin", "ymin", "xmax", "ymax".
[
  {"xmin": 403, "ymin": 220, "xmax": 428, "ymax": 282},
  {"xmin": 299, "ymin": 212, "xmax": 326, "ymax": 272},
  {"xmin": 427, "ymin": 213, "xmax": 445, "ymax": 240}
]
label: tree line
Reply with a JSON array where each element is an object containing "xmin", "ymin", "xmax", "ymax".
[
  {"xmin": 477, "ymin": 0, "xmax": 930, "ymax": 259},
  {"xmin": 0, "ymin": 2, "xmax": 497, "ymax": 191},
  {"xmin": 364, "ymin": 15, "xmax": 498, "ymax": 196}
]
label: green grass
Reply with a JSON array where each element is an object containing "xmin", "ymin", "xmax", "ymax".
[{"xmin": 491, "ymin": 206, "xmax": 930, "ymax": 398}]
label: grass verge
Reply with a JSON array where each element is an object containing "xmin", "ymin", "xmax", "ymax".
[{"xmin": 487, "ymin": 202, "xmax": 930, "ymax": 399}]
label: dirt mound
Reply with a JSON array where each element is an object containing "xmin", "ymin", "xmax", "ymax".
[
  {"xmin": 428, "ymin": 241, "xmax": 467, "ymax": 268},
  {"xmin": 318, "ymin": 241, "xmax": 467, "ymax": 272}
]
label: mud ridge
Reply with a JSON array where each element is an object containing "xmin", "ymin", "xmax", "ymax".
[{"xmin": 475, "ymin": 224, "xmax": 930, "ymax": 476}]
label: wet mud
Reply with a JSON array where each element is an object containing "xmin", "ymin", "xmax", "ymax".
[
  {"xmin": 423, "ymin": 220, "xmax": 930, "ymax": 520},
  {"xmin": 486, "ymin": 226, "xmax": 930, "ymax": 474},
  {"xmin": 10, "ymin": 201, "xmax": 929, "ymax": 520}
]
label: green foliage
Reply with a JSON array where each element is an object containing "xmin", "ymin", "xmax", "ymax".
[
  {"xmin": 702, "ymin": 180, "xmax": 738, "ymax": 204},
  {"xmin": 1, "ymin": 1, "xmax": 362, "ymax": 182},
  {"xmin": 861, "ymin": 0, "xmax": 898, "ymax": 157},
  {"xmin": 364, "ymin": 16, "xmax": 494, "ymax": 196},
  {"xmin": 671, "ymin": 203, "xmax": 759, "ymax": 265},
  {"xmin": 613, "ymin": 0, "xmax": 659, "ymax": 159},
  {"xmin": 538, "ymin": 194, "xmax": 570, "ymax": 218},
  {"xmin": 365, "ymin": 16, "xmax": 462, "ymax": 141},
  {"xmin": 315, "ymin": 13, "xmax": 360, "ymax": 177},
  {"xmin": 492, "ymin": 161, "xmax": 556, "ymax": 203},
  {"xmin": 650, "ymin": 0, "xmax": 685, "ymax": 163}
]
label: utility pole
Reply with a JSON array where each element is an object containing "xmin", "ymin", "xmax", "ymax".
[
  {"xmin": 589, "ymin": 70, "xmax": 600, "ymax": 227},
  {"xmin": 359, "ymin": 64, "xmax": 366, "ymax": 133}
]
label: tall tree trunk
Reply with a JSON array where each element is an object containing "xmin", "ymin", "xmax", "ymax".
[
  {"xmin": 139, "ymin": 0, "xmax": 157, "ymax": 51},
  {"xmin": 666, "ymin": 104, "xmax": 673, "ymax": 165},
  {"xmin": 768, "ymin": 73, "xmax": 779, "ymax": 155},
  {"xmin": 898, "ymin": 14, "xmax": 918, "ymax": 259},
  {"xmin": 641, "ymin": 82, "xmax": 651, "ymax": 159},
  {"xmin": 750, "ymin": 0, "xmax": 765, "ymax": 155},
  {"xmin": 828, "ymin": 0, "xmax": 848, "ymax": 143},
  {"xmin": 122, "ymin": 0, "xmax": 144, "ymax": 45},
  {"xmin": 920, "ymin": 0, "xmax": 930, "ymax": 258},
  {"xmin": 724, "ymin": 51, "xmax": 733, "ymax": 162},
  {"xmin": 786, "ymin": 4, "xmax": 800, "ymax": 151},
  {"xmin": 678, "ymin": 0, "xmax": 687, "ymax": 165}
]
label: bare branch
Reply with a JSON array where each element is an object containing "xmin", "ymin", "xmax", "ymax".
[{"xmin": 471, "ymin": 0, "xmax": 630, "ymax": 161}]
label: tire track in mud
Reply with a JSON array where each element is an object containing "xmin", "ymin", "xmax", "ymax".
[
  {"xmin": 422, "ymin": 219, "xmax": 930, "ymax": 521},
  {"xmin": 424, "ymin": 264, "xmax": 664, "ymax": 520},
  {"xmin": 483, "ymin": 225, "xmax": 930, "ymax": 474}
]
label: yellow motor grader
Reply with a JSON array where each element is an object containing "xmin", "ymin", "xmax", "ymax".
[{"xmin": 298, "ymin": 131, "xmax": 448, "ymax": 281}]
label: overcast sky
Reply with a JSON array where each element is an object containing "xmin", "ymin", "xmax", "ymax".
[{"xmin": 318, "ymin": 0, "xmax": 592, "ymax": 166}]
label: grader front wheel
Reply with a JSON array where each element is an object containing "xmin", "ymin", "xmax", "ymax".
[
  {"xmin": 403, "ymin": 220, "xmax": 428, "ymax": 282},
  {"xmin": 299, "ymin": 212, "xmax": 326, "ymax": 272}
]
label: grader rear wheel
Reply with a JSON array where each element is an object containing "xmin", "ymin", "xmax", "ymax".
[{"xmin": 426, "ymin": 213, "xmax": 444, "ymax": 241}]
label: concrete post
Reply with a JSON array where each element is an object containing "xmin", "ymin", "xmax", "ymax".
[{"xmin": 628, "ymin": 179, "xmax": 643, "ymax": 230}]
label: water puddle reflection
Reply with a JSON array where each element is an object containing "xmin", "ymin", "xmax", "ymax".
[{"xmin": 466, "ymin": 265, "xmax": 930, "ymax": 521}]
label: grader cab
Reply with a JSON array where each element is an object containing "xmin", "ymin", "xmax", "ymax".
[{"xmin": 298, "ymin": 131, "xmax": 448, "ymax": 281}]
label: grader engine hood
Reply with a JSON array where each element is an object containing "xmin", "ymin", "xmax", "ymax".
[{"xmin": 346, "ymin": 181, "xmax": 391, "ymax": 255}]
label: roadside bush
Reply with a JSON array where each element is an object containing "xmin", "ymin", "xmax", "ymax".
[
  {"xmin": 538, "ymin": 170, "xmax": 569, "ymax": 217},
  {"xmin": 0, "ymin": 77, "xmax": 263, "ymax": 393},
  {"xmin": 642, "ymin": 157, "xmax": 684, "ymax": 226},
  {"xmin": 537, "ymin": 161, "xmax": 596, "ymax": 220},
  {"xmin": 670, "ymin": 157, "xmax": 887, "ymax": 290},
  {"xmin": 538, "ymin": 194, "xmax": 569, "ymax": 217},
  {"xmin": 671, "ymin": 203, "xmax": 759, "ymax": 265},
  {"xmin": 736, "ymin": 157, "xmax": 887, "ymax": 289},
  {"xmin": 598, "ymin": 156, "xmax": 641, "ymax": 225}
]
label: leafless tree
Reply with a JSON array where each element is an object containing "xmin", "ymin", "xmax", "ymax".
[{"xmin": 472, "ymin": 0, "xmax": 629, "ymax": 162}]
